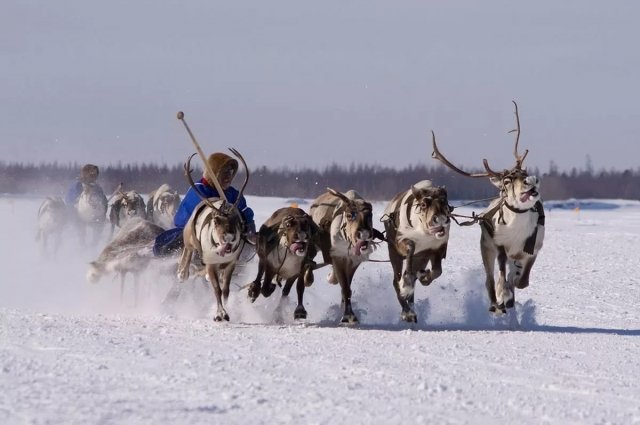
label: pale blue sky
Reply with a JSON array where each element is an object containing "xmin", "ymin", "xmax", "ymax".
[{"xmin": 2, "ymin": 0, "xmax": 639, "ymax": 172}]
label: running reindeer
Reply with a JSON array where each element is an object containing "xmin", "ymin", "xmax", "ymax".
[
  {"xmin": 36, "ymin": 196, "xmax": 68, "ymax": 257},
  {"xmin": 108, "ymin": 185, "xmax": 147, "ymax": 236},
  {"xmin": 310, "ymin": 188, "xmax": 384, "ymax": 324},
  {"xmin": 76, "ymin": 180, "xmax": 108, "ymax": 247},
  {"xmin": 248, "ymin": 207, "xmax": 318, "ymax": 320},
  {"xmin": 382, "ymin": 180, "xmax": 452, "ymax": 323},
  {"xmin": 176, "ymin": 150, "xmax": 250, "ymax": 322},
  {"xmin": 431, "ymin": 101, "xmax": 545, "ymax": 314}
]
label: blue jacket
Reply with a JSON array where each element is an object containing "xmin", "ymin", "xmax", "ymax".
[
  {"xmin": 64, "ymin": 181, "xmax": 106, "ymax": 205},
  {"xmin": 173, "ymin": 179, "xmax": 254, "ymax": 228}
]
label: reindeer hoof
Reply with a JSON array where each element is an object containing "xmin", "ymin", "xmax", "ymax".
[
  {"xmin": 303, "ymin": 267, "xmax": 314, "ymax": 287},
  {"xmin": 505, "ymin": 299, "xmax": 515, "ymax": 309},
  {"xmin": 248, "ymin": 283, "xmax": 261, "ymax": 303},
  {"xmin": 401, "ymin": 311, "xmax": 417, "ymax": 323},
  {"xmin": 495, "ymin": 303, "xmax": 507, "ymax": 314},
  {"xmin": 214, "ymin": 313, "xmax": 230, "ymax": 322},
  {"xmin": 261, "ymin": 283, "xmax": 277, "ymax": 298},
  {"xmin": 294, "ymin": 306, "xmax": 307, "ymax": 320},
  {"xmin": 516, "ymin": 279, "xmax": 529, "ymax": 289},
  {"xmin": 340, "ymin": 315, "xmax": 359, "ymax": 325}
]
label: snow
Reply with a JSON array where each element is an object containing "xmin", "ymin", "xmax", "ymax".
[{"xmin": 1, "ymin": 195, "xmax": 640, "ymax": 424}]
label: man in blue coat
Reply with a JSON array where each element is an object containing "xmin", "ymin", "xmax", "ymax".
[{"xmin": 153, "ymin": 152, "xmax": 255, "ymax": 257}]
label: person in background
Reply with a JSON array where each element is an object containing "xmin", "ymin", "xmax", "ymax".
[
  {"xmin": 153, "ymin": 152, "xmax": 255, "ymax": 257},
  {"xmin": 64, "ymin": 163, "xmax": 107, "ymax": 206}
]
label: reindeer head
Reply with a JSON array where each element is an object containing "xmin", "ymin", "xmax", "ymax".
[
  {"xmin": 431, "ymin": 101, "xmax": 541, "ymax": 210},
  {"xmin": 86, "ymin": 261, "xmax": 105, "ymax": 283},
  {"xmin": 208, "ymin": 201, "xmax": 243, "ymax": 257},
  {"xmin": 410, "ymin": 182, "xmax": 451, "ymax": 239},
  {"xmin": 279, "ymin": 209, "xmax": 315, "ymax": 257},
  {"xmin": 156, "ymin": 190, "xmax": 180, "ymax": 218},
  {"xmin": 327, "ymin": 188, "xmax": 375, "ymax": 256},
  {"xmin": 121, "ymin": 191, "xmax": 145, "ymax": 218}
]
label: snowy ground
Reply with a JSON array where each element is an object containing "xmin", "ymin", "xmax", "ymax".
[{"xmin": 1, "ymin": 195, "xmax": 639, "ymax": 424}]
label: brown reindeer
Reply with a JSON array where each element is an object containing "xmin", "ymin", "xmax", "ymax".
[
  {"xmin": 431, "ymin": 101, "xmax": 545, "ymax": 314},
  {"xmin": 383, "ymin": 180, "xmax": 452, "ymax": 323},
  {"xmin": 248, "ymin": 207, "xmax": 318, "ymax": 320},
  {"xmin": 176, "ymin": 150, "xmax": 249, "ymax": 322},
  {"xmin": 310, "ymin": 188, "xmax": 384, "ymax": 324}
]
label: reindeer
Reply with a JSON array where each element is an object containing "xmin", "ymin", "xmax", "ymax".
[
  {"xmin": 75, "ymin": 182, "xmax": 108, "ymax": 246},
  {"xmin": 36, "ymin": 196, "xmax": 68, "ymax": 257},
  {"xmin": 248, "ymin": 207, "xmax": 318, "ymax": 320},
  {"xmin": 87, "ymin": 218, "xmax": 165, "ymax": 305},
  {"xmin": 382, "ymin": 180, "xmax": 452, "ymax": 323},
  {"xmin": 310, "ymin": 188, "xmax": 384, "ymax": 324},
  {"xmin": 146, "ymin": 184, "xmax": 181, "ymax": 230},
  {"xmin": 431, "ymin": 101, "xmax": 545, "ymax": 314},
  {"xmin": 109, "ymin": 187, "xmax": 147, "ymax": 235},
  {"xmin": 175, "ymin": 150, "xmax": 249, "ymax": 322}
]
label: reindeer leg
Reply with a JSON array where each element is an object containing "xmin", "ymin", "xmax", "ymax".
[
  {"xmin": 176, "ymin": 247, "xmax": 193, "ymax": 282},
  {"xmin": 337, "ymin": 262, "xmax": 358, "ymax": 325},
  {"xmin": 389, "ymin": 244, "xmax": 416, "ymax": 323},
  {"xmin": 481, "ymin": 234, "xmax": 499, "ymax": 313},
  {"xmin": 207, "ymin": 265, "xmax": 228, "ymax": 322},
  {"xmin": 293, "ymin": 275, "xmax": 307, "ymax": 320},
  {"xmin": 400, "ymin": 240, "xmax": 417, "ymax": 299},
  {"xmin": 515, "ymin": 256, "xmax": 536, "ymax": 290},
  {"xmin": 222, "ymin": 264, "xmax": 234, "ymax": 302},
  {"xmin": 418, "ymin": 253, "xmax": 443, "ymax": 286},
  {"xmin": 133, "ymin": 273, "xmax": 140, "ymax": 307},
  {"xmin": 260, "ymin": 267, "xmax": 278, "ymax": 298},
  {"xmin": 248, "ymin": 262, "xmax": 264, "ymax": 302},
  {"xmin": 119, "ymin": 272, "xmax": 126, "ymax": 305},
  {"xmin": 495, "ymin": 247, "xmax": 509, "ymax": 314}
]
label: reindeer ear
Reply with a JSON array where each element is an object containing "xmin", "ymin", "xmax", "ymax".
[
  {"xmin": 410, "ymin": 185, "xmax": 422, "ymax": 199},
  {"xmin": 489, "ymin": 176, "xmax": 503, "ymax": 189}
]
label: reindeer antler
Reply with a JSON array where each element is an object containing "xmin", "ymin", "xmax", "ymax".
[
  {"xmin": 184, "ymin": 153, "xmax": 219, "ymax": 211},
  {"xmin": 509, "ymin": 100, "xmax": 528, "ymax": 169},
  {"xmin": 431, "ymin": 131, "xmax": 496, "ymax": 178},
  {"xmin": 228, "ymin": 147, "xmax": 249, "ymax": 209}
]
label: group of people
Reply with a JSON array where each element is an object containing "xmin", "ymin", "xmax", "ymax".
[{"xmin": 65, "ymin": 152, "xmax": 256, "ymax": 257}]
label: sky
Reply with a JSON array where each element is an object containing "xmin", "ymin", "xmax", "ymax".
[
  {"xmin": 2, "ymin": 195, "xmax": 640, "ymax": 423},
  {"xmin": 2, "ymin": 1, "xmax": 640, "ymax": 173}
]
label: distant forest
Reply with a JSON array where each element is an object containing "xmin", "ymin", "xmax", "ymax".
[{"xmin": 1, "ymin": 161, "xmax": 639, "ymax": 201}]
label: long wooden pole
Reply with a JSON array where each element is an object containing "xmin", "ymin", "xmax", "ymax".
[{"xmin": 177, "ymin": 111, "xmax": 228, "ymax": 202}]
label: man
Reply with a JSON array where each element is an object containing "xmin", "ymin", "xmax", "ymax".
[
  {"xmin": 65, "ymin": 164, "xmax": 106, "ymax": 206},
  {"xmin": 153, "ymin": 152, "xmax": 255, "ymax": 257}
]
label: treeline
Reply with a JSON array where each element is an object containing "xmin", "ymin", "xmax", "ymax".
[{"xmin": 1, "ymin": 161, "xmax": 639, "ymax": 201}]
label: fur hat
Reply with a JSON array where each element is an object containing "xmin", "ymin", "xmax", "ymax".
[
  {"xmin": 204, "ymin": 153, "xmax": 238, "ymax": 183},
  {"xmin": 79, "ymin": 164, "xmax": 99, "ymax": 183}
]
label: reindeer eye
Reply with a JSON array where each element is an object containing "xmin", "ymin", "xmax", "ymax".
[
  {"xmin": 503, "ymin": 177, "xmax": 513, "ymax": 185},
  {"xmin": 347, "ymin": 211, "xmax": 357, "ymax": 221}
]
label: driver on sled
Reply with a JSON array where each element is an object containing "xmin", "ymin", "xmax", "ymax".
[{"xmin": 153, "ymin": 152, "xmax": 256, "ymax": 257}]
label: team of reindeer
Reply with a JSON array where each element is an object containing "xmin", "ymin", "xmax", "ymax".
[{"xmin": 36, "ymin": 102, "xmax": 545, "ymax": 324}]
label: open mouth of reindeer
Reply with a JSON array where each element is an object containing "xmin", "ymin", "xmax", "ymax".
[
  {"xmin": 519, "ymin": 188, "xmax": 539, "ymax": 203},
  {"xmin": 351, "ymin": 238, "xmax": 373, "ymax": 256},
  {"xmin": 288, "ymin": 240, "xmax": 308, "ymax": 256},
  {"xmin": 215, "ymin": 241, "xmax": 235, "ymax": 256},
  {"xmin": 427, "ymin": 225, "xmax": 447, "ymax": 238}
]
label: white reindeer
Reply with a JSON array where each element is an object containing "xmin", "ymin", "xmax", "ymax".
[{"xmin": 431, "ymin": 101, "xmax": 545, "ymax": 314}]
